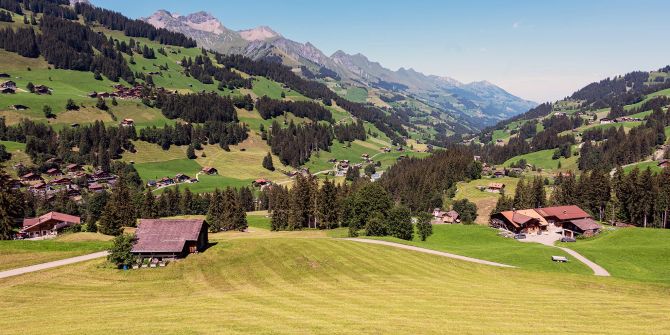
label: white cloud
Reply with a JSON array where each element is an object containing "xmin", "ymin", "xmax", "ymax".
[{"xmin": 512, "ymin": 21, "xmax": 520, "ymax": 29}]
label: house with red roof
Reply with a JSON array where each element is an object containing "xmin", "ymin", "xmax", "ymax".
[
  {"xmin": 131, "ymin": 219, "xmax": 209, "ymax": 260},
  {"xmin": 21, "ymin": 212, "xmax": 81, "ymax": 238}
]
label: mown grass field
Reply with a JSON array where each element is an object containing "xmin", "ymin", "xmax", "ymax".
[
  {"xmin": 1, "ymin": 231, "xmax": 669, "ymax": 334},
  {"xmin": 559, "ymin": 228, "xmax": 670, "ymax": 283},
  {"xmin": 0, "ymin": 233, "xmax": 111, "ymax": 271},
  {"xmin": 343, "ymin": 87, "xmax": 368, "ymax": 103},
  {"xmin": 503, "ymin": 146, "xmax": 579, "ymax": 171},
  {"xmin": 370, "ymin": 224, "xmax": 590, "ymax": 274}
]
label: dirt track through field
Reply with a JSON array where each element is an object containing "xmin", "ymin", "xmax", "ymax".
[
  {"xmin": 0, "ymin": 251, "xmax": 109, "ymax": 279},
  {"xmin": 342, "ymin": 238, "xmax": 515, "ymax": 268}
]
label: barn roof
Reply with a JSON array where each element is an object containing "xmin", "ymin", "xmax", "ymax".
[
  {"xmin": 569, "ymin": 218, "xmax": 601, "ymax": 231},
  {"xmin": 534, "ymin": 206, "xmax": 590, "ymax": 221},
  {"xmin": 132, "ymin": 219, "xmax": 205, "ymax": 253},
  {"xmin": 488, "ymin": 182, "xmax": 505, "ymax": 189}
]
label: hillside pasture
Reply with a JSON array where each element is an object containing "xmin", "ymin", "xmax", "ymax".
[
  {"xmin": 559, "ymin": 228, "xmax": 670, "ymax": 283},
  {"xmin": 503, "ymin": 147, "xmax": 578, "ymax": 171},
  {"xmin": 0, "ymin": 235, "xmax": 669, "ymax": 334},
  {"xmin": 0, "ymin": 235, "xmax": 111, "ymax": 271},
  {"xmin": 454, "ymin": 176, "xmax": 520, "ymax": 223},
  {"xmin": 369, "ymin": 224, "xmax": 590, "ymax": 274}
]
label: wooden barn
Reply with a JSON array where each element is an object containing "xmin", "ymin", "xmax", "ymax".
[
  {"xmin": 131, "ymin": 219, "xmax": 209, "ymax": 260},
  {"xmin": 562, "ymin": 218, "xmax": 601, "ymax": 238}
]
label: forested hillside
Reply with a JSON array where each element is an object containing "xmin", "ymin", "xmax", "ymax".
[{"xmin": 476, "ymin": 68, "xmax": 670, "ymax": 171}]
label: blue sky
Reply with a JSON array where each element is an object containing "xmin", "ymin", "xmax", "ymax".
[{"xmin": 94, "ymin": 0, "xmax": 670, "ymax": 102}]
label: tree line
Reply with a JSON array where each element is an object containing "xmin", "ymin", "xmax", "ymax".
[
  {"xmin": 494, "ymin": 167, "xmax": 670, "ymax": 228},
  {"xmin": 139, "ymin": 121, "xmax": 248, "ymax": 151},
  {"xmin": 579, "ymin": 108, "xmax": 668, "ymax": 171},
  {"xmin": 255, "ymin": 96, "xmax": 333, "ymax": 122},
  {"xmin": 266, "ymin": 120, "xmax": 333, "ymax": 167},
  {"xmin": 333, "ymin": 120, "xmax": 367, "ymax": 143},
  {"xmin": 74, "ymin": 2, "xmax": 196, "ymax": 47},
  {"xmin": 214, "ymin": 53, "xmax": 408, "ymax": 144}
]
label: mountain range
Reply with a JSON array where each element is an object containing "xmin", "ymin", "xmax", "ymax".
[{"xmin": 143, "ymin": 10, "xmax": 537, "ymax": 129}]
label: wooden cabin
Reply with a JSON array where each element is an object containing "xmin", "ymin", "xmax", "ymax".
[{"xmin": 131, "ymin": 219, "xmax": 209, "ymax": 260}]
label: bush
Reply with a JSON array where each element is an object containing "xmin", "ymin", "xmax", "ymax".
[
  {"xmin": 452, "ymin": 199, "xmax": 478, "ymax": 223},
  {"xmin": 107, "ymin": 234, "xmax": 137, "ymax": 268}
]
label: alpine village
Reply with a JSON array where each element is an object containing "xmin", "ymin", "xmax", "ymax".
[{"xmin": 0, "ymin": 1, "xmax": 669, "ymax": 334}]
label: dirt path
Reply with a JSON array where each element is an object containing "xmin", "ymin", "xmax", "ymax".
[
  {"xmin": 0, "ymin": 251, "xmax": 109, "ymax": 280},
  {"xmin": 556, "ymin": 247, "xmax": 610, "ymax": 276},
  {"xmin": 342, "ymin": 238, "xmax": 515, "ymax": 268}
]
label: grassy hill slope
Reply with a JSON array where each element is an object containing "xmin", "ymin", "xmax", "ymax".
[{"xmin": 1, "ymin": 234, "xmax": 669, "ymax": 334}]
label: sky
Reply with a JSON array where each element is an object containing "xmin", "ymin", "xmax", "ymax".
[{"xmin": 94, "ymin": 0, "xmax": 670, "ymax": 103}]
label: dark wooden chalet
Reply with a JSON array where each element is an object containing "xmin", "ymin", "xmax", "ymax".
[
  {"xmin": 131, "ymin": 219, "xmax": 209, "ymax": 260},
  {"xmin": 490, "ymin": 211, "xmax": 542, "ymax": 234}
]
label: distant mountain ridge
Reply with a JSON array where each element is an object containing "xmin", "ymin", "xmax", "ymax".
[{"xmin": 142, "ymin": 9, "xmax": 537, "ymax": 128}]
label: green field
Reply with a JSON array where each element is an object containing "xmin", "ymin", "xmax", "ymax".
[
  {"xmin": 0, "ymin": 233, "xmax": 111, "ymax": 271},
  {"xmin": 559, "ymin": 228, "xmax": 670, "ymax": 283},
  {"xmin": 371, "ymin": 224, "xmax": 590, "ymax": 273},
  {"xmin": 343, "ymin": 87, "xmax": 368, "ymax": 103},
  {"xmin": 1, "ymin": 230, "xmax": 669, "ymax": 334},
  {"xmin": 622, "ymin": 160, "xmax": 663, "ymax": 174},
  {"xmin": 503, "ymin": 147, "xmax": 578, "ymax": 171},
  {"xmin": 134, "ymin": 158, "xmax": 202, "ymax": 182}
]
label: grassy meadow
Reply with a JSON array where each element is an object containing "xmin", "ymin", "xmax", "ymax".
[
  {"xmin": 0, "ymin": 233, "xmax": 111, "ymax": 271},
  {"xmin": 1, "ymin": 230, "xmax": 669, "ymax": 334},
  {"xmin": 370, "ymin": 224, "xmax": 591, "ymax": 274},
  {"xmin": 559, "ymin": 228, "xmax": 670, "ymax": 283}
]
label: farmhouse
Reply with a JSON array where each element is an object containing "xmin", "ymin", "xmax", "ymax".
[
  {"xmin": 34, "ymin": 85, "xmax": 51, "ymax": 95},
  {"xmin": 12, "ymin": 104, "xmax": 29, "ymax": 110},
  {"xmin": 202, "ymin": 166, "xmax": 218, "ymax": 175},
  {"xmin": 131, "ymin": 219, "xmax": 209, "ymax": 260},
  {"xmin": 600, "ymin": 118, "xmax": 614, "ymax": 125},
  {"xmin": 490, "ymin": 211, "xmax": 542, "ymax": 234},
  {"xmin": 486, "ymin": 182, "xmax": 505, "ymax": 193},
  {"xmin": 20, "ymin": 212, "xmax": 81, "ymax": 238},
  {"xmin": 120, "ymin": 118, "xmax": 135, "ymax": 127},
  {"xmin": 534, "ymin": 205, "xmax": 591, "ymax": 227},
  {"xmin": 432, "ymin": 208, "xmax": 460, "ymax": 224},
  {"xmin": 66, "ymin": 163, "xmax": 82, "ymax": 173}
]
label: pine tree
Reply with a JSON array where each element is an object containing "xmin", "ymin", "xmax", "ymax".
[
  {"xmin": 65, "ymin": 98, "xmax": 78, "ymax": 111},
  {"xmin": 262, "ymin": 152, "xmax": 275, "ymax": 171},
  {"xmin": 207, "ymin": 189, "xmax": 224, "ymax": 232},
  {"xmin": 42, "ymin": 105, "xmax": 54, "ymax": 118},
  {"xmin": 270, "ymin": 186, "xmax": 289, "ymax": 230},
  {"xmin": 416, "ymin": 212, "xmax": 433, "ymax": 241},
  {"xmin": 180, "ymin": 188, "xmax": 194, "ymax": 215},
  {"xmin": 0, "ymin": 166, "xmax": 24, "ymax": 240},
  {"xmin": 316, "ymin": 179, "xmax": 339, "ymax": 229},
  {"xmin": 96, "ymin": 97, "xmax": 108, "ymax": 110},
  {"xmin": 141, "ymin": 189, "xmax": 157, "ymax": 219},
  {"xmin": 99, "ymin": 179, "xmax": 136, "ymax": 236},
  {"xmin": 186, "ymin": 144, "xmax": 196, "ymax": 159}
]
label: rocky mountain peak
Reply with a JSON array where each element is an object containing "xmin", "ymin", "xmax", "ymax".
[{"xmin": 238, "ymin": 26, "xmax": 280, "ymax": 41}]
